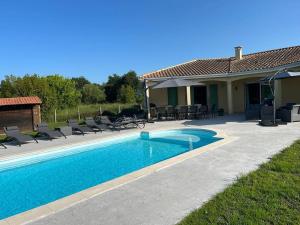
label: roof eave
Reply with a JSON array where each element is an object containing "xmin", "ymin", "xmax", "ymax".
[{"xmin": 141, "ymin": 61, "xmax": 300, "ymax": 81}]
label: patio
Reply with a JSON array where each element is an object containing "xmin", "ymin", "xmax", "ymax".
[{"xmin": 1, "ymin": 115, "xmax": 300, "ymax": 225}]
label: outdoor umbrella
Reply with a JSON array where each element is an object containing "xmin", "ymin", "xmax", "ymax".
[
  {"xmin": 260, "ymin": 71, "xmax": 300, "ymax": 125},
  {"xmin": 261, "ymin": 71, "xmax": 300, "ymax": 83},
  {"xmin": 151, "ymin": 77, "xmax": 205, "ymax": 89}
]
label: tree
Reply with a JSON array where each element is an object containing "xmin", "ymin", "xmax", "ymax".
[
  {"xmin": 0, "ymin": 75, "xmax": 17, "ymax": 97},
  {"xmin": 82, "ymin": 84, "xmax": 106, "ymax": 104},
  {"xmin": 104, "ymin": 74, "xmax": 122, "ymax": 102},
  {"xmin": 122, "ymin": 71, "xmax": 140, "ymax": 91},
  {"xmin": 71, "ymin": 76, "xmax": 90, "ymax": 90},
  {"xmin": 46, "ymin": 75, "xmax": 81, "ymax": 109},
  {"xmin": 0, "ymin": 75, "xmax": 56, "ymax": 117},
  {"xmin": 118, "ymin": 85, "xmax": 136, "ymax": 103}
]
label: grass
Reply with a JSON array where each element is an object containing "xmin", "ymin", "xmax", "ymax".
[
  {"xmin": 178, "ymin": 140, "xmax": 300, "ymax": 225},
  {"xmin": 46, "ymin": 103, "xmax": 135, "ymax": 123}
]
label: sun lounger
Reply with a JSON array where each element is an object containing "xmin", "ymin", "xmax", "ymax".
[
  {"xmin": 37, "ymin": 123, "xmax": 66, "ymax": 140},
  {"xmin": 4, "ymin": 126, "xmax": 38, "ymax": 146},
  {"xmin": 99, "ymin": 115, "xmax": 146, "ymax": 130},
  {"xmin": 98, "ymin": 116, "xmax": 121, "ymax": 130},
  {"xmin": 85, "ymin": 117, "xmax": 106, "ymax": 132},
  {"xmin": 67, "ymin": 119, "xmax": 96, "ymax": 135},
  {"xmin": 0, "ymin": 143, "xmax": 7, "ymax": 149}
]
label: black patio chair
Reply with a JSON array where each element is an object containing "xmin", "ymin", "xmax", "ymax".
[
  {"xmin": 188, "ymin": 105, "xmax": 198, "ymax": 119},
  {"xmin": 4, "ymin": 126, "xmax": 38, "ymax": 146},
  {"xmin": 150, "ymin": 107, "xmax": 158, "ymax": 120},
  {"xmin": 37, "ymin": 122, "xmax": 66, "ymax": 140},
  {"xmin": 166, "ymin": 105, "xmax": 176, "ymax": 120},
  {"xmin": 156, "ymin": 106, "xmax": 167, "ymax": 120},
  {"xmin": 198, "ymin": 105, "xmax": 209, "ymax": 119},
  {"xmin": 85, "ymin": 117, "xmax": 106, "ymax": 132},
  {"xmin": 210, "ymin": 104, "xmax": 218, "ymax": 118},
  {"xmin": 177, "ymin": 105, "xmax": 188, "ymax": 120},
  {"xmin": 67, "ymin": 119, "xmax": 96, "ymax": 135}
]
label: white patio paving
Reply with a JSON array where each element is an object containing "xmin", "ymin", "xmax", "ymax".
[{"xmin": 1, "ymin": 115, "xmax": 300, "ymax": 225}]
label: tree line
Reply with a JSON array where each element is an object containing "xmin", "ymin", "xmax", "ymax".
[{"xmin": 0, "ymin": 71, "xmax": 143, "ymax": 118}]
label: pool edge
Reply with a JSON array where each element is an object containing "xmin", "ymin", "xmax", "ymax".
[{"xmin": 2, "ymin": 127, "xmax": 237, "ymax": 225}]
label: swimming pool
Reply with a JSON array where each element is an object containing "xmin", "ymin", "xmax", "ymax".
[{"xmin": 0, "ymin": 129, "xmax": 221, "ymax": 220}]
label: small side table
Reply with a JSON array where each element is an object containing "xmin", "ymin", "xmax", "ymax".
[{"xmin": 55, "ymin": 126, "xmax": 72, "ymax": 136}]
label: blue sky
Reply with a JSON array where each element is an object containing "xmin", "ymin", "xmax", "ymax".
[{"xmin": 0, "ymin": 0, "xmax": 299, "ymax": 83}]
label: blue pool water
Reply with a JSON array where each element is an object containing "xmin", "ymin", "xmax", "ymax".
[{"xmin": 0, "ymin": 129, "xmax": 221, "ymax": 220}]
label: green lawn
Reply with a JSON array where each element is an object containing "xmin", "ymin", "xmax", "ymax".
[{"xmin": 178, "ymin": 141, "xmax": 300, "ymax": 225}]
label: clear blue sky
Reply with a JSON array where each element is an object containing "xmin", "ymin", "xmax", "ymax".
[{"xmin": 0, "ymin": 0, "xmax": 299, "ymax": 83}]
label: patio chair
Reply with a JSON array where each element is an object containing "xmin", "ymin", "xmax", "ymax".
[
  {"xmin": 150, "ymin": 107, "xmax": 158, "ymax": 120},
  {"xmin": 166, "ymin": 105, "xmax": 176, "ymax": 120},
  {"xmin": 0, "ymin": 143, "xmax": 7, "ymax": 149},
  {"xmin": 156, "ymin": 106, "xmax": 167, "ymax": 120},
  {"xmin": 210, "ymin": 104, "xmax": 218, "ymax": 118},
  {"xmin": 37, "ymin": 122, "xmax": 66, "ymax": 140},
  {"xmin": 188, "ymin": 105, "xmax": 198, "ymax": 119},
  {"xmin": 4, "ymin": 126, "xmax": 38, "ymax": 146},
  {"xmin": 85, "ymin": 117, "xmax": 106, "ymax": 132},
  {"xmin": 67, "ymin": 119, "xmax": 96, "ymax": 135},
  {"xmin": 198, "ymin": 105, "xmax": 209, "ymax": 119},
  {"xmin": 177, "ymin": 105, "xmax": 188, "ymax": 120}
]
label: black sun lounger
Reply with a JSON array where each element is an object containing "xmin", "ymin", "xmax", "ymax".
[
  {"xmin": 37, "ymin": 123, "xmax": 66, "ymax": 140},
  {"xmin": 67, "ymin": 119, "xmax": 97, "ymax": 135},
  {"xmin": 85, "ymin": 117, "xmax": 106, "ymax": 132},
  {"xmin": 0, "ymin": 143, "xmax": 7, "ymax": 149},
  {"xmin": 4, "ymin": 126, "xmax": 38, "ymax": 146},
  {"xmin": 98, "ymin": 116, "xmax": 121, "ymax": 131},
  {"xmin": 100, "ymin": 115, "xmax": 146, "ymax": 130}
]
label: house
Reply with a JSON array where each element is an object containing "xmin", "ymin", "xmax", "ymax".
[
  {"xmin": 141, "ymin": 46, "xmax": 300, "ymax": 118},
  {"xmin": 0, "ymin": 96, "xmax": 42, "ymax": 133}
]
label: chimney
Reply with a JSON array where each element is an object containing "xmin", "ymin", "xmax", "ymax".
[{"xmin": 235, "ymin": 46, "xmax": 243, "ymax": 60}]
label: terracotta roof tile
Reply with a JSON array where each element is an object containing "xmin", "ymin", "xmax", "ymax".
[
  {"xmin": 0, "ymin": 96, "xmax": 42, "ymax": 107},
  {"xmin": 142, "ymin": 46, "xmax": 300, "ymax": 79}
]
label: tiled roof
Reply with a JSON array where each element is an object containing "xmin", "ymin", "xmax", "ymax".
[
  {"xmin": 0, "ymin": 96, "xmax": 42, "ymax": 107},
  {"xmin": 142, "ymin": 46, "xmax": 300, "ymax": 79}
]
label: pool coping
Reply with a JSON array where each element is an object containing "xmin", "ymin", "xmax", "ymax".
[{"xmin": 0, "ymin": 127, "xmax": 237, "ymax": 225}]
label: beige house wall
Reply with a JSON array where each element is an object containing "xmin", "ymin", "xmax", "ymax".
[
  {"xmin": 281, "ymin": 77, "xmax": 300, "ymax": 105},
  {"xmin": 178, "ymin": 87, "xmax": 187, "ymax": 105},
  {"xmin": 149, "ymin": 87, "xmax": 186, "ymax": 106},
  {"xmin": 216, "ymin": 82, "xmax": 228, "ymax": 113},
  {"xmin": 149, "ymin": 88, "xmax": 167, "ymax": 106},
  {"xmin": 232, "ymin": 76, "xmax": 265, "ymax": 113}
]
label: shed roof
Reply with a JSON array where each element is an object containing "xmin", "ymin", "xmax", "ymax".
[{"xmin": 0, "ymin": 96, "xmax": 42, "ymax": 107}]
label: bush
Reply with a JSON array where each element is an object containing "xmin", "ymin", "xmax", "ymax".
[{"xmin": 118, "ymin": 85, "xmax": 136, "ymax": 103}]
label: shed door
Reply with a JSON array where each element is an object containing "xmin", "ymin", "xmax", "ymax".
[{"xmin": 0, "ymin": 106, "xmax": 33, "ymax": 133}]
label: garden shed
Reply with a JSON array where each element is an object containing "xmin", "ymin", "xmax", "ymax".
[{"xmin": 0, "ymin": 96, "xmax": 42, "ymax": 133}]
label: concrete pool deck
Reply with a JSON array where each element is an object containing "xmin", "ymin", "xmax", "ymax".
[{"xmin": 1, "ymin": 115, "xmax": 300, "ymax": 225}]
